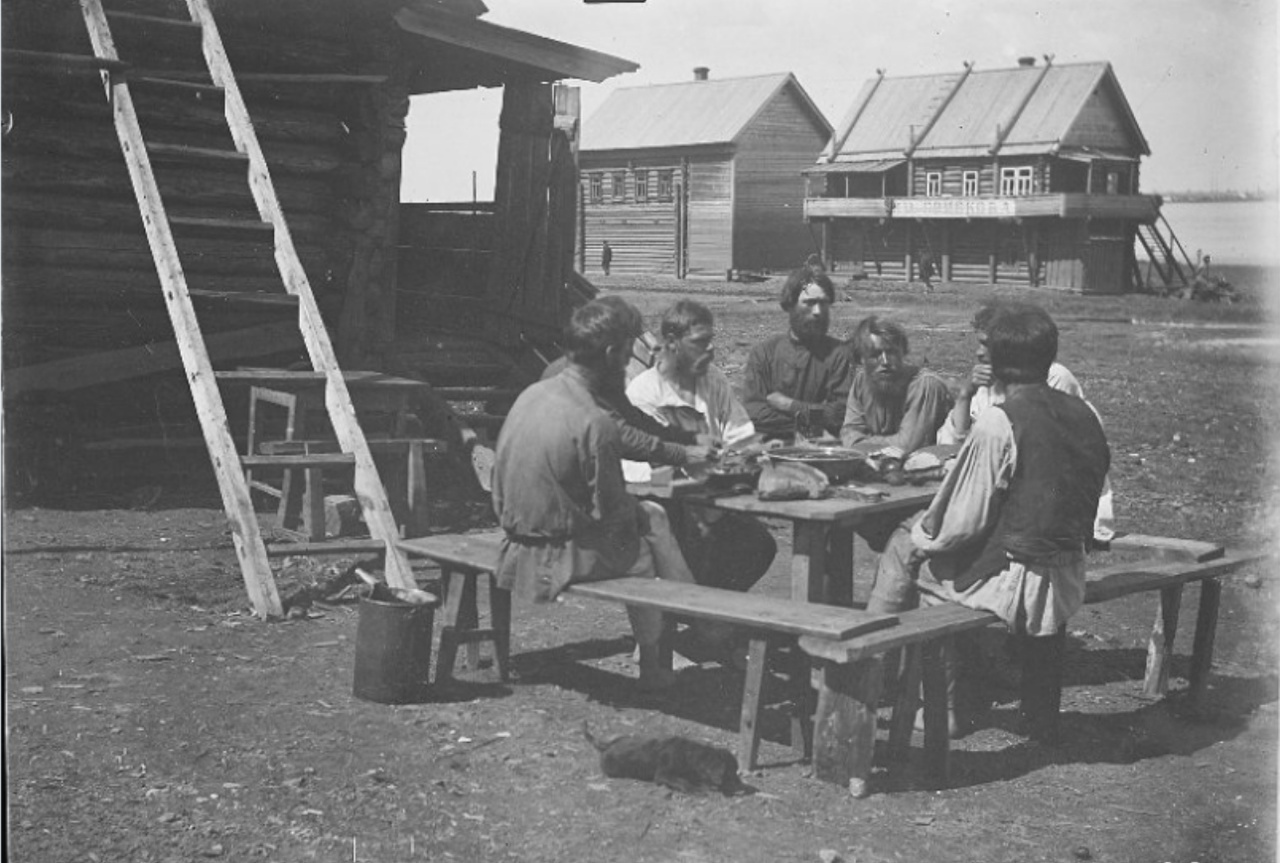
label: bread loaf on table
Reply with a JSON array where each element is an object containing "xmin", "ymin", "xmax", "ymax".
[{"xmin": 756, "ymin": 460, "xmax": 830, "ymax": 501}]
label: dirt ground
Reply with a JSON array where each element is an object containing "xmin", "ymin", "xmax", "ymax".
[{"xmin": 7, "ymin": 274, "xmax": 1280, "ymax": 863}]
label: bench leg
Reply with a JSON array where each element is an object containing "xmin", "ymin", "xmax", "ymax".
[
  {"xmin": 1144, "ymin": 584, "xmax": 1184, "ymax": 696},
  {"xmin": 887, "ymin": 644, "xmax": 923, "ymax": 763},
  {"xmin": 1188, "ymin": 578, "xmax": 1222, "ymax": 712},
  {"xmin": 812, "ymin": 656, "xmax": 883, "ymax": 798},
  {"xmin": 788, "ymin": 643, "xmax": 813, "ymax": 762},
  {"xmin": 921, "ymin": 639, "xmax": 951, "ymax": 784},
  {"xmin": 435, "ymin": 568, "xmax": 464, "ymax": 685},
  {"xmin": 458, "ymin": 572, "xmax": 481, "ymax": 671},
  {"xmin": 303, "ymin": 465, "xmax": 326, "ymax": 542},
  {"xmin": 488, "ymin": 577, "xmax": 511, "ymax": 683},
  {"xmin": 737, "ymin": 636, "xmax": 770, "ymax": 771}
]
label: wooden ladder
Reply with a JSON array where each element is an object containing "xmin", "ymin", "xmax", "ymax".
[
  {"xmin": 78, "ymin": 0, "xmax": 418, "ymax": 616},
  {"xmin": 1135, "ymin": 213, "xmax": 1195, "ymax": 294}
]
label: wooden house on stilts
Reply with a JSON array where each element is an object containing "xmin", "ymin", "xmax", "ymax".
[
  {"xmin": 578, "ymin": 69, "xmax": 831, "ymax": 279},
  {"xmin": 2, "ymin": 0, "xmax": 635, "ymax": 616},
  {"xmin": 805, "ymin": 58, "xmax": 1185, "ymax": 293}
]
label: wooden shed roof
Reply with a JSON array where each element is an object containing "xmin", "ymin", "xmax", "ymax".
[
  {"xmin": 395, "ymin": 2, "xmax": 638, "ymax": 91},
  {"xmin": 820, "ymin": 61, "xmax": 1150, "ymax": 164},
  {"xmin": 581, "ymin": 72, "xmax": 831, "ymax": 153}
]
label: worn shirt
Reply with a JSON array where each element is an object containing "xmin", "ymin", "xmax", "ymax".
[
  {"xmin": 741, "ymin": 333, "xmax": 854, "ymax": 440},
  {"xmin": 491, "ymin": 366, "xmax": 642, "ymax": 602},
  {"xmin": 910, "ymin": 405, "xmax": 1089, "ymax": 636},
  {"xmin": 839, "ymin": 365, "xmax": 953, "ymax": 453},
  {"xmin": 541, "ymin": 355, "xmax": 694, "ymax": 465},
  {"xmin": 626, "ymin": 365, "xmax": 756, "ymax": 447}
]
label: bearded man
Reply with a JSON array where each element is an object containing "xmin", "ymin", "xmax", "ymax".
[
  {"xmin": 839, "ymin": 315, "xmax": 953, "ymax": 457},
  {"xmin": 742, "ymin": 266, "xmax": 854, "ymax": 443}
]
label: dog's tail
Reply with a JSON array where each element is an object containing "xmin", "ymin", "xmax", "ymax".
[{"xmin": 581, "ymin": 720, "xmax": 607, "ymax": 751}]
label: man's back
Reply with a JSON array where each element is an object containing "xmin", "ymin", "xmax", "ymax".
[{"xmin": 493, "ymin": 369, "xmax": 642, "ymax": 602}]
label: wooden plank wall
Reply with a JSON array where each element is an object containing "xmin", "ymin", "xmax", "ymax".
[
  {"xmin": 581, "ymin": 200, "xmax": 680, "ymax": 276},
  {"xmin": 396, "ymin": 204, "xmax": 495, "ymax": 334},
  {"xmin": 2, "ymin": 14, "xmax": 375, "ymax": 374},
  {"xmin": 731, "ymin": 85, "xmax": 828, "ymax": 271},
  {"xmin": 685, "ymin": 159, "xmax": 734, "ymax": 276}
]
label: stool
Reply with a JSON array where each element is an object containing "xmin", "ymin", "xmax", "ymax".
[{"xmin": 435, "ymin": 565, "xmax": 511, "ymax": 685}]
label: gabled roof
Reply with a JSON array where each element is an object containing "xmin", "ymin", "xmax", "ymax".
[
  {"xmin": 820, "ymin": 61, "xmax": 1149, "ymax": 164},
  {"xmin": 581, "ymin": 72, "xmax": 831, "ymax": 152}
]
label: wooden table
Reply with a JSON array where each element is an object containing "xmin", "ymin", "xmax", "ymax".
[{"xmin": 630, "ymin": 479, "xmax": 938, "ymax": 608}]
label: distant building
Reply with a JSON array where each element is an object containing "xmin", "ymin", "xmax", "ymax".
[
  {"xmin": 805, "ymin": 59, "xmax": 1159, "ymax": 293},
  {"xmin": 579, "ymin": 69, "xmax": 832, "ymax": 278}
]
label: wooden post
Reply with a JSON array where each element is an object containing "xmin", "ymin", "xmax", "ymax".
[
  {"xmin": 812, "ymin": 657, "xmax": 883, "ymax": 797},
  {"xmin": 988, "ymin": 226, "xmax": 999, "ymax": 284},
  {"xmin": 940, "ymin": 221, "xmax": 952, "ymax": 282},
  {"xmin": 904, "ymin": 220, "xmax": 915, "ymax": 283},
  {"xmin": 1028, "ymin": 221, "xmax": 1040, "ymax": 287},
  {"xmin": 485, "ymin": 80, "xmax": 555, "ymax": 348}
]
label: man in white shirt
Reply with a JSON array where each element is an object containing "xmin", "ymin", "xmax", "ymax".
[{"xmin": 627, "ymin": 300, "xmax": 776, "ymax": 660}]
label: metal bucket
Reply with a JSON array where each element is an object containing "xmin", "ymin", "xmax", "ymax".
[{"xmin": 352, "ymin": 594, "xmax": 439, "ymax": 704}]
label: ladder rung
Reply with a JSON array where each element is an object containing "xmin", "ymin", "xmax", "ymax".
[
  {"xmin": 240, "ymin": 454, "xmax": 356, "ymax": 468},
  {"xmin": 105, "ymin": 10, "xmax": 202, "ymax": 30},
  {"xmin": 171, "ymin": 216, "xmax": 274, "ymax": 237},
  {"xmin": 148, "ymin": 142, "xmax": 249, "ymax": 165},
  {"xmin": 265, "ymin": 539, "xmax": 388, "ymax": 558}
]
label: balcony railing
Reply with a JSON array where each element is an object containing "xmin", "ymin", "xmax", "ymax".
[{"xmin": 804, "ymin": 194, "xmax": 1161, "ymax": 221}]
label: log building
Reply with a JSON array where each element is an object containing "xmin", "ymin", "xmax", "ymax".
[
  {"xmin": 2, "ymin": 0, "xmax": 634, "ymax": 484},
  {"xmin": 805, "ymin": 58, "xmax": 1160, "ymax": 293},
  {"xmin": 578, "ymin": 69, "xmax": 831, "ymax": 278}
]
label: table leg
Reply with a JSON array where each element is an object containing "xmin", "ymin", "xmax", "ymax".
[
  {"xmin": 405, "ymin": 441, "xmax": 431, "ymax": 539},
  {"xmin": 811, "ymin": 655, "xmax": 883, "ymax": 798},
  {"xmin": 791, "ymin": 523, "xmax": 829, "ymax": 603},
  {"xmin": 827, "ymin": 524, "xmax": 855, "ymax": 608},
  {"xmin": 1143, "ymin": 584, "xmax": 1184, "ymax": 697}
]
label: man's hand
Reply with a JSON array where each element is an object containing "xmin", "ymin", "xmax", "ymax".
[
  {"xmin": 960, "ymin": 364, "xmax": 993, "ymax": 399},
  {"xmin": 765, "ymin": 391, "xmax": 796, "ymax": 413},
  {"xmin": 695, "ymin": 433, "xmax": 719, "ymax": 448},
  {"xmin": 683, "ymin": 444, "xmax": 717, "ymax": 464}
]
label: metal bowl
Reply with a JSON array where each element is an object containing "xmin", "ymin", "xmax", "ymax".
[{"xmin": 766, "ymin": 446, "xmax": 874, "ymax": 484}]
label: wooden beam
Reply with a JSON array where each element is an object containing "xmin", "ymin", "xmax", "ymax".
[
  {"xmin": 905, "ymin": 62, "xmax": 973, "ymax": 158},
  {"xmin": 5, "ymin": 321, "xmax": 306, "ymax": 396}
]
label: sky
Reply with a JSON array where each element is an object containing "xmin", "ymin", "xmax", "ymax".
[{"xmin": 401, "ymin": 0, "xmax": 1279, "ymax": 203}]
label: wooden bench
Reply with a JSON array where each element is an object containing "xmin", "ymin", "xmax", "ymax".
[
  {"xmin": 395, "ymin": 531, "xmax": 898, "ymax": 772},
  {"xmin": 797, "ymin": 537, "xmax": 1266, "ymax": 796}
]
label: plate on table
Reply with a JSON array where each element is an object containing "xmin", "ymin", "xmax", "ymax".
[{"xmin": 766, "ymin": 446, "xmax": 876, "ymax": 484}]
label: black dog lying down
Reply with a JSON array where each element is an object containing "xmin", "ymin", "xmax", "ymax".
[{"xmin": 582, "ymin": 721, "xmax": 746, "ymax": 795}]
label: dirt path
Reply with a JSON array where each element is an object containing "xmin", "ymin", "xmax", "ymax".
[{"xmin": 6, "ymin": 502, "xmax": 1277, "ymax": 863}]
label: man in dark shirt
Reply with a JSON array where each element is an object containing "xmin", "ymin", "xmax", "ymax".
[
  {"xmin": 492, "ymin": 298, "xmax": 699, "ymax": 691},
  {"xmin": 742, "ymin": 267, "xmax": 854, "ymax": 442}
]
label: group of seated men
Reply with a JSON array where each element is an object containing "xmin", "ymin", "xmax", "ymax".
[{"xmin": 491, "ymin": 266, "xmax": 1112, "ymax": 742}]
